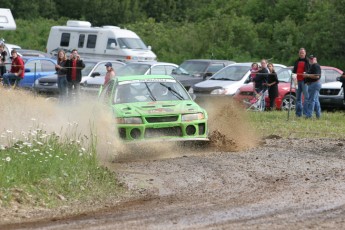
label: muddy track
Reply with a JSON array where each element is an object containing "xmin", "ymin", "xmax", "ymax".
[{"xmin": 2, "ymin": 138, "xmax": 345, "ymax": 229}]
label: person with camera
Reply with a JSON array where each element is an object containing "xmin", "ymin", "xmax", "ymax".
[
  {"xmin": 65, "ymin": 49, "xmax": 85, "ymax": 101},
  {"xmin": 304, "ymin": 55, "xmax": 321, "ymax": 119}
]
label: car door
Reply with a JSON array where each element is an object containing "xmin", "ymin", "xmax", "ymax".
[{"xmin": 19, "ymin": 59, "xmax": 56, "ymax": 88}]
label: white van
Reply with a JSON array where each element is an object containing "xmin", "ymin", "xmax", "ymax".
[
  {"xmin": 0, "ymin": 8, "xmax": 16, "ymax": 30},
  {"xmin": 46, "ymin": 20, "xmax": 157, "ymax": 62}
]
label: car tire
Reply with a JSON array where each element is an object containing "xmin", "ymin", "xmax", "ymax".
[{"xmin": 281, "ymin": 94, "xmax": 296, "ymax": 110}]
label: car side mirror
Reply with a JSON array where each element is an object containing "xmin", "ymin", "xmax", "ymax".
[{"xmin": 91, "ymin": 72, "xmax": 101, "ymax": 78}]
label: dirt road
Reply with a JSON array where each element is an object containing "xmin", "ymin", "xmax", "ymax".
[{"xmin": 2, "ymin": 137, "xmax": 345, "ymax": 229}]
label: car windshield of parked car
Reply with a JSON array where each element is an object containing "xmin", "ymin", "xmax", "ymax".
[
  {"xmin": 210, "ymin": 66, "xmax": 249, "ymax": 81},
  {"xmin": 117, "ymin": 63, "xmax": 151, "ymax": 76},
  {"xmin": 114, "ymin": 80, "xmax": 190, "ymax": 104},
  {"xmin": 177, "ymin": 61, "xmax": 209, "ymax": 76},
  {"xmin": 277, "ymin": 68, "xmax": 292, "ymax": 83},
  {"xmin": 117, "ymin": 38, "xmax": 148, "ymax": 49},
  {"xmin": 82, "ymin": 61, "xmax": 98, "ymax": 77}
]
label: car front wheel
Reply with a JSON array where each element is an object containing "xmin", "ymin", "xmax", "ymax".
[{"xmin": 281, "ymin": 94, "xmax": 296, "ymax": 110}]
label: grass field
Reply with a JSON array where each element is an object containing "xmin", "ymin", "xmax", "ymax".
[{"xmin": 248, "ymin": 110, "xmax": 345, "ymax": 139}]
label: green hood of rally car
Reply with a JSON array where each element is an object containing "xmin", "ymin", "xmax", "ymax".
[{"xmin": 112, "ymin": 100, "xmax": 206, "ymax": 118}]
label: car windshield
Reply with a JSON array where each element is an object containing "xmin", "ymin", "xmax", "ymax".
[
  {"xmin": 211, "ymin": 65, "xmax": 249, "ymax": 81},
  {"xmin": 114, "ymin": 80, "xmax": 190, "ymax": 104},
  {"xmin": 177, "ymin": 61, "xmax": 209, "ymax": 75},
  {"xmin": 117, "ymin": 38, "xmax": 147, "ymax": 49},
  {"xmin": 82, "ymin": 61, "xmax": 97, "ymax": 76},
  {"xmin": 116, "ymin": 63, "xmax": 151, "ymax": 76},
  {"xmin": 277, "ymin": 68, "xmax": 292, "ymax": 83}
]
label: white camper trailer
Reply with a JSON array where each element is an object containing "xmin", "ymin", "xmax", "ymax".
[
  {"xmin": 46, "ymin": 20, "xmax": 157, "ymax": 61},
  {"xmin": 0, "ymin": 8, "xmax": 16, "ymax": 30}
]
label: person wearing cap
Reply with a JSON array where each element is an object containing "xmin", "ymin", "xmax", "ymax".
[
  {"xmin": 64, "ymin": 49, "xmax": 85, "ymax": 101},
  {"xmin": 2, "ymin": 49, "xmax": 24, "ymax": 87},
  {"xmin": 104, "ymin": 62, "xmax": 115, "ymax": 85},
  {"xmin": 304, "ymin": 55, "xmax": 321, "ymax": 119},
  {"xmin": 292, "ymin": 48, "xmax": 310, "ymax": 117}
]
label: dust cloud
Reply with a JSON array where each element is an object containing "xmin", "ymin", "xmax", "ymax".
[
  {"xmin": 0, "ymin": 89, "xmax": 121, "ymax": 161},
  {"xmin": 0, "ymin": 89, "xmax": 259, "ymax": 164}
]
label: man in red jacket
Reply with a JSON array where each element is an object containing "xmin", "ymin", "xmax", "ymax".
[
  {"xmin": 64, "ymin": 49, "xmax": 85, "ymax": 100},
  {"xmin": 2, "ymin": 49, "xmax": 24, "ymax": 87},
  {"xmin": 292, "ymin": 48, "xmax": 310, "ymax": 117}
]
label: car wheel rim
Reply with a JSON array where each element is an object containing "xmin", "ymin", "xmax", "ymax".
[{"xmin": 282, "ymin": 97, "xmax": 295, "ymax": 110}]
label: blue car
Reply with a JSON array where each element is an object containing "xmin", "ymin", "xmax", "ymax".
[{"xmin": 18, "ymin": 57, "xmax": 57, "ymax": 88}]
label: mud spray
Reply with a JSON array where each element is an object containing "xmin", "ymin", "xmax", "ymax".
[{"xmin": 0, "ymin": 90, "xmax": 259, "ymax": 164}]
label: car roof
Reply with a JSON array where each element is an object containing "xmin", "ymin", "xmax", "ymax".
[
  {"xmin": 116, "ymin": 74, "xmax": 175, "ymax": 82},
  {"xmin": 126, "ymin": 61, "xmax": 177, "ymax": 65},
  {"xmin": 21, "ymin": 57, "xmax": 56, "ymax": 62}
]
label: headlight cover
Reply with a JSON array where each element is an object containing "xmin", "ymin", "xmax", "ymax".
[
  {"xmin": 182, "ymin": 113, "xmax": 205, "ymax": 122},
  {"xmin": 188, "ymin": 87, "xmax": 194, "ymax": 94},
  {"xmin": 116, "ymin": 117, "xmax": 143, "ymax": 124},
  {"xmin": 211, "ymin": 88, "xmax": 227, "ymax": 95}
]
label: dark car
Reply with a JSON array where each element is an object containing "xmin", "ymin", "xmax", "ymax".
[
  {"xmin": 34, "ymin": 60, "xmax": 125, "ymax": 94},
  {"xmin": 171, "ymin": 59, "xmax": 235, "ymax": 90},
  {"xmin": 234, "ymin": 66, "xmax": 343, "ymax": 110}
]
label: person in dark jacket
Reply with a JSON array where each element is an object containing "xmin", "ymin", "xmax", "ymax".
[
  {"xmin": 266, "ymin": 63, "xmax": 279, "ymax": 110},
  {"xmin": 304, "ymin": 55, "xmax": 321, "ymax": 119},
  {"xmin": 254, "ymin": 59, "xmax": 269, "ymax": 110},
  {"xmin": 0, "ymin": 43, "xmax": 7, "ymax": 77},
  {"xmin": 55, "ymin": 50, "xmax": 68, "ymax": 102},
  {"xmin": 65, "ymin": 49, "xmax": 85, "ymax": 100},
  {"xmin": 292, "ymin": 48, "xmax": 310, "ymax": 117}
]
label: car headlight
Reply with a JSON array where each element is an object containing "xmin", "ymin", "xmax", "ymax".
[
  {"xmin": 211, "ymin": 88, "xmax": 227, "ymax": 95},
  {"xmin": 182, "ymin": 113, "xmax": 205, "ymax": 121},
  {"xmin": 116, "ymin": 117, "xmax": 142, "ymax": 124},
  {"xmin": 188, "ymin": 87, "xmax": 194, "ymax": 94}
]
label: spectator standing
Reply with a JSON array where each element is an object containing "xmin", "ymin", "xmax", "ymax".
[
  {"xmin": 292, "ymin": 48, "xmax": 310, "ymax": 117},
  {"xmin": 55, "ymin": 50, "xmax": 68, "ymax": 101},
  {"xmin": 254, "ymin": 59, "xmax": 269, "ymax": 110},
  {"xmin": 104, "ymin": 62, "xmax": 115, "ymax": 85},
  {"xmin": 2, "ymin": 49, "xmax": 24, "ymax": 87},
  {"xmin": 340, "ymin": 72, "xmax": 345, "ymax": 105},
  {"xmin": 0, "ymin": 43, "xmax": 7, "ymax": 77},
  {"xmin": 65, "ymin": 49, "xmax": 85, "ymax": 101},
  {"xmin": 304, "ymin": 55, "xmax": 321, "ymax": 119},
  {"xmin": 266, "ymin": 63, "xmax": 279, "ymax": 110}
]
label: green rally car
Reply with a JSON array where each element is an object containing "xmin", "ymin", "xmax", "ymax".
[{"xmin": 99, "ymin": 75, "xmax": 208, "ymax": 141}]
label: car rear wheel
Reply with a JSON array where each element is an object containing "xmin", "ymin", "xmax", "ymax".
[{"xmin": 281, "ymin": 94, "xmax": 296, "ymax": 110}]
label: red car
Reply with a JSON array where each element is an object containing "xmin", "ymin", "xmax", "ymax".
[{"xmin": 233, "ymin": 66, "xmax": 343, "ymax": 110}]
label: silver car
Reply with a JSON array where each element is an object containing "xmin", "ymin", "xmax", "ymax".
[
  {"xmin": 81, "ymin": 61, "xmax": 178, "ymax": 94},
  {"xmin": 34, "ymin": 60, "xmax": 125, "ymax": 94}
]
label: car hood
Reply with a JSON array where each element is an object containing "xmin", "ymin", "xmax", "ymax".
[
  {"xmin": 194, "ymin": 79, "xmax": 239, "ymax": 88},
  {"xmin": 38, "ymin": 74, "xmax": 58, "ymax": 82},
  {"xmin": 321, "ymin": 81, "xmax": 342, "ymax": 89},
  {"xmin": 113, "ymin": 100, "xmax": 205, "ymax": 117}
]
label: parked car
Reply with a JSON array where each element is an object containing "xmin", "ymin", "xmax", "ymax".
[
  {"xmin": 189, "ymin": 62, "xmax": 286, "ymax": 99},
  {"xmin": 319, "ymin": 79, "xmax": 344, "ymax": 110},
  {"xmin": 81, "ymin": 61, "xmax": 178, "ymax": 93},
  {"xmin": 234, "ymin": 66, "xmax": 343, "ymax": 110},
  {"xmin": 34, "ymin": 60, "xmax": 125, "ymax": 94},
  {"xmin": 14, "ymin": 57, "xmax": 57, "ymax": 89},
  {"xmin": 171, "ymin": 59, "xmax": 235, "ymax": 90},
  {"xmin": 98, "ymin": 74, "xmax": 208, "ymax": 141}
]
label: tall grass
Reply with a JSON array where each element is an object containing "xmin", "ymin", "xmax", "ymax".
[
  {"xmin": 248, "ymin": 110, "xmax": 345, "ymax": 139},
  {"xmin": 0, "ymin": 127, "xmax": 121, "ymax": 207}
]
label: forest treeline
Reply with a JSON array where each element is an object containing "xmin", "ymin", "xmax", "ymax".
[{"xmin": 1, "ymin": 0, "xmax": 345, "ymax": 69}]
